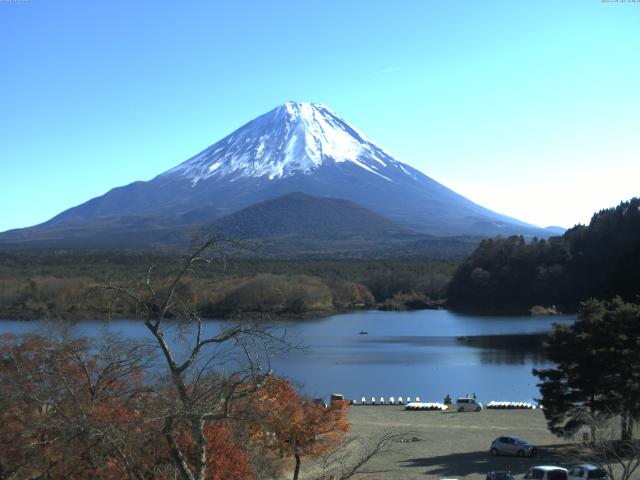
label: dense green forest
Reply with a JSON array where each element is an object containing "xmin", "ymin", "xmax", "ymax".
[
  {"xmin": 447, "ymin": 198, "xmax": 640, "ymax": 313},
  {"xmin": 0, "ymin": 253, "xmax": 455, "ymax": 320}
]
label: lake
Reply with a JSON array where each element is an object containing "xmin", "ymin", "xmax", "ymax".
[{"xmin": 0, "ymin": 309, "xmax": 574, "ymax": 404}]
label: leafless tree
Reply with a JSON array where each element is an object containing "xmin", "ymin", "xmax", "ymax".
[
  {"xmin": 311, "ymin": 431, "xmax": 408, "ymax": 480},
  {"xmin": 581, "ymin": 414, "xmax": 640, "ymax": 480},
  {"xmin": 106, "ymin": 236, "xmax": 288, "ymax": 480}
]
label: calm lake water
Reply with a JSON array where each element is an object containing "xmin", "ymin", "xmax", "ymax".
[{"xmin": 0, "ymin": 310, "xmax": 574, "ymax": 404}]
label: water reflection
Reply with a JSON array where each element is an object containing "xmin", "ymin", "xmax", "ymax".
[{"xmin": 457, "ymin": 334, "xmax": 548, "ymax": 365}]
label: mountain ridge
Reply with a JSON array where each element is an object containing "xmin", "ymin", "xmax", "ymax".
[
  {"xmin": 1, "ymin": 102, "xmax": 552, "ymax": 252},
  {"xmin": 211, "ymin": 192, "xmax": 408, "ymax": 239}
]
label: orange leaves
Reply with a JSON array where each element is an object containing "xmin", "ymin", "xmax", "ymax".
[
  {"xmin": 203, "ymin": 422, "xmax": 254, "ymax": 480},
  {"xmin": 0, "ymin": 335, "xmax": 159, "ymax": 479},
  {"xmin": 248, "ymin": 377, "xmax": 351, "ymax": 458},
  {"xmin": 0, "ymin": 336, "xmax": 347, "ymax": 480},
  {"xmin": 0, "ymin": 334, "xmax": 260, "ymax": 479},
  {"xmin": 170, "ymin": 421, "xmax": 254, "ymax": 480}
]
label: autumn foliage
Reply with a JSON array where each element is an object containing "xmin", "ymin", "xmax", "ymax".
[
  {"xmin": 243, "ymin": 377, "xmax": 350, "ymax": 479},
  {"xmin": 251, "ymin": 377, "xmax": 350, "ymax": 455},
  {"xmin": 171, "ymin": 422, "xmax": 254, "ymax": 480},
  {"xmin": 0, "ymin": 333, "xmax": 152, "ymax": 478},
  {"xmin": 0, "ymin": 334, "xmax": 350, "ymax": 480}
]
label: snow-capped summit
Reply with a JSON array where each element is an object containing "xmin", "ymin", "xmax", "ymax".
[
  {"xmin": 164, "ymin": 102, "xmax": 414, "ymax": 184},
  {"xmin": 10, "ymin": 101, "xmax": 551, "ymax": 243}
]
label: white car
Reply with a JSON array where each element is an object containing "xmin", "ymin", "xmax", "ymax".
[
  {"xmin": 453, "ymin": 396, "xmax": 483, "ymax": 412},
  {"xmin": 568, "ymin": 464, "xmax": 608, "ymax": 480},
  {"xmin": 523, "ymin": 466, "xmax": 568, "ymax": 480}
]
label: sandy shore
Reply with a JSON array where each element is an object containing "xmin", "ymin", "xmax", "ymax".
[{"xmin": 300, "ymin": 406, "xmax": 583, "ymax": 480}]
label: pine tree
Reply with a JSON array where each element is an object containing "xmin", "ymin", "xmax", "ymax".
[{"xmin": 534, "ymin": 298, "xmax": 640, "ymax": 440}]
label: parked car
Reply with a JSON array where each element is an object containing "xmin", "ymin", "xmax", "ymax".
[
  {"xmin": 330, "ymin": 393, "xmax": 349, "ymax": 406},
  {"xmin": 490, "ymin": 436, "xmax": 536, "ymax": 457},
  {"xmin": 453, "ymin": 396, "xmax": 482, "ymax": 412},
  {"xmin": 523, "ymin": 466, "xmax": 568, "ymax": 480},
  {"xmin": 568, "ymin": 464, "xmax": 608, "ymax": 480},
  {"xmin": 486, "ymin": 471, "xmax": 515, "ymax": 480}
]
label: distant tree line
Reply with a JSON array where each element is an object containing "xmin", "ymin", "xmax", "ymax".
[
  {"xmin": 447, "ymin": 198, "xmax": 640, "ymax": 313},
  {"xmin": 0, "ymin": 254, "xmax": 455, "ymax": 320}
]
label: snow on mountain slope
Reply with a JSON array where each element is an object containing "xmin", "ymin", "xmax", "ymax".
[
  {"xmin": 163, "ymin": 102, "xmax": 415, "ymax": 184},
  {"xmin": 11, "ymin": 101, "xmax": 550, "ymax": 241}
]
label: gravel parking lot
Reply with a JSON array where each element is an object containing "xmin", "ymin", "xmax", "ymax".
[{"xmin": 300, "ymin": 406, "xmax": 583, "ymax": 480}]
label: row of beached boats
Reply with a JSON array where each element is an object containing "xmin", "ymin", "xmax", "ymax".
[
  {"xmin": 485, "ymin": 401, "xmax": 537, "ymax": 409},
  {"xmin": 357, "ymin": 396, "xmax": 420, "ymax": 405},
  {"xmin": 332, "ymin": 394, "xmax": 538, "ymax": 410},
  {"xmin": 352, "ymin": 398, "xmax": 537, "ymax": 410}
]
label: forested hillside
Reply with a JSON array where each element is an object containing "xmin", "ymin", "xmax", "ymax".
[
  {"xmin": 447, "ymin": 198, "xmax": 640, "ymax": 313},
  {"xmin": 0, "ymin": 253, "xmax": 454, "ymax": 320}
]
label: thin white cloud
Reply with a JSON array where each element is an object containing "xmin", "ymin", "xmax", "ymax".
[{"xmin": 374, "ymin": 67, "xmax": 401, "ymax": 74}]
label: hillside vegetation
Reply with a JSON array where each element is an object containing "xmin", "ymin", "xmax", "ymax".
[
  {"xmin": 447, "ymin": 198, "xmax": 640, "ymax": 313},
  {"xmin": 0, "ymin": 193, "xmax": 482, "ymax": 259},
  {"xmin": 0, "ymin": 254, "xmax": 454, "ymax": 320}
]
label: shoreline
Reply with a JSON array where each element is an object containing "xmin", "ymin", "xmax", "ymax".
[{"xmin": 0, "ymin": 301, "xmax": 448, "ymax": 322}]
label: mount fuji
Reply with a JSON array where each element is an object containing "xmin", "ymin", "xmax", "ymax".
[{"xmin": 1, "ymin": 102, "xmax": 550, "ymax": 252}]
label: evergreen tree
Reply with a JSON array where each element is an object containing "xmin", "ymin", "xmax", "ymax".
[
  {"xmin": 534, "ymin": 298, "xmax": 640, "ymax": 440},
  {"xmin": 448, "ymin": 197, "xmax": 640, "ymax": 313}
]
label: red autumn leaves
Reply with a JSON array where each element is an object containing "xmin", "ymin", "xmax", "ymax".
[{"xmin": 0, "ymin": 334, "xmax": 350, "ymax": 479}]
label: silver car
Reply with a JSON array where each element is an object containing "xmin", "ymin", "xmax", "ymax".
[{"xmin": 490, "ymin": 436, "xmax": 536, "ymax": 457}]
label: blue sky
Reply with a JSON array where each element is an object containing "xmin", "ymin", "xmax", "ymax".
[{"xmin": 1, "ymin": 0, "xmax": 638, "ymax": 232}]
